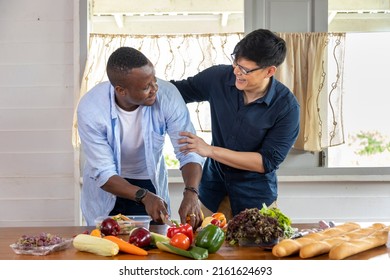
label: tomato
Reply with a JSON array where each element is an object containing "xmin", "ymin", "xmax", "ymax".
[
  {"xmin": 211, "ymin": 212, "xmax": 227, "ymax": 228},
  {"xmin": 169, "ymin": 232, "xmax": 191, "ymax": 250},
  {"xmin": 167, "ymin": 223, "xmax": 193, "ymax": 243}
]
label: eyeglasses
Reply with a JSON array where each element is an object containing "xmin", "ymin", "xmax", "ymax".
[{"xmin": 231, "ymin": 54, "xmax": 263, "ymax": 75}]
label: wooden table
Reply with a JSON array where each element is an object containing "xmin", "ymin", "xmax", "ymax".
[{"xmin": 1, "ymin": 224, "xmax": 389, "ymax": 260}]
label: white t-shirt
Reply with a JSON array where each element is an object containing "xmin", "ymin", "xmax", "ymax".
[{"xmin": 116, "ymin": 104, "xmax": 149, "ymax": 179}]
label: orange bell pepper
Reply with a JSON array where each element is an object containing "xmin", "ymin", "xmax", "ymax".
[{"xmin": 211, "ymin": 212, "xmax": 227, "ymax": 228}]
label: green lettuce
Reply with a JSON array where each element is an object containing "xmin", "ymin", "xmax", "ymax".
[{"xmin": 259, "ymin": 203, "xmax": 295, "ymax": 238}]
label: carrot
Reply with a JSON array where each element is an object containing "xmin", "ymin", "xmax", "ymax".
[
  {"xmin": 103, "ymin": 235, "xmax": 148, "ymax": 256},
  {"xmin": 90, "ymin": 228, "xmax": 102, "ymax": 237}
]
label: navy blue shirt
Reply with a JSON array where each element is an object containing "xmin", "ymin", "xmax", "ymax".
[{"xmin": 172, "ymin": 65, "xmax": 300, "ymax": 216}]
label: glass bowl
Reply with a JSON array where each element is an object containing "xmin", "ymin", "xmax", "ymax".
[{"xmin": 10, "ymin": 238, "xmax": 73, "ymax": 256}]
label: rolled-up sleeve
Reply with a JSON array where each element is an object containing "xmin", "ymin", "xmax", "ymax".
[
  {"xmin": 260, "ymin": 99, "xmax": 300, "ymax": 173},
  {"xmin": 77, "ymin": 95, "xmax": 119, "ymax": 188}
]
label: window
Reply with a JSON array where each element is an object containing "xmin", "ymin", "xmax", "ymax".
[
  {"xmin": 83, "ymin": 0, "xmax": 390, "ymax": 172},
  {"xmin": 327, "ymin": 32, "xmax": 390, "ymax": 167},
  {"xmin": 84, "ymin": 0, "xmax": 244, "ymax": 169},
  {"xmin": 282, "ymin": 2, "xmax": 390, "ymax": 171},
  {"xmin": 327, "ymin": 0, "xmax": 390, "ymax": 168}
]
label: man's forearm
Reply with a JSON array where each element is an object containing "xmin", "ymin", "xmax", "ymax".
[
  {"xmin": 209, "ymin": 146, "xmax": 265, "ymax": 173},
  {"xmin": 180, "ymin": 162, "xmax": 203, "ymax": 189},
  {"xmin": 101, "ymin": 175, "xmax": 139, "ymax": 201}
]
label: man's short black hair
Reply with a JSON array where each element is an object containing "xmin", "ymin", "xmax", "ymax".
[
  {"xmin": 232, "ymin": 29, "xmax": 287, "ymax": 68},
  {"xmin": 106, "ymin": 47, "xmax": 149, "ymax": 86}
]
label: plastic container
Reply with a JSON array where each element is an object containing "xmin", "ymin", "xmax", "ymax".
[
  {"xmin": 95, "ymin": 215, "xmax": 152, "ymax": 234},
  {"xmin": 10, "ymin": 238, "xmax": 72, "ymax": 256}
]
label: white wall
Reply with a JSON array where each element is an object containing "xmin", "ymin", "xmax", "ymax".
[
  {"xmin": 0, "ymin": 0, "xmax": 76, "ymax": 226},
  {"xmin": 168, "ymin": 175, "xmax": 390, "ymax": 223}
]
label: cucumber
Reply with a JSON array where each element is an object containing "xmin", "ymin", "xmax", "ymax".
[
  {"xmin": 156, "ymin": 241, "xmax": 208, "ymax": 260},
  {"xmin": 150, "ymin": 232, "xmax": 170, "ymax": 245}
]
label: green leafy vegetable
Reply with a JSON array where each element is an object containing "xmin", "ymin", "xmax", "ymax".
[
  {"xmin": 259, "ymin": 203, "xmax": 295, "ymax": 238},
  {"xmin": 226, "ymin": 208, "xmax": 283, "ymax": 245}
]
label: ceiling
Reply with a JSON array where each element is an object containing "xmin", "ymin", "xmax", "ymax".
[
  {"xmin": 89, "ymin": 0, "xmax": 390, "ymax": 34},
  {"xmin": 89, "ymin": 0, "xmax": 245, "ymax": 34},
  {"xmin": 328, "ymin": 0, "xmax": 390, "ymax": 31}
]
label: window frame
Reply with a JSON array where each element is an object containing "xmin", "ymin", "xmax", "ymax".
[{"xmin": 79, "ymin": 0, "xmax": 390, "ymax": 182}]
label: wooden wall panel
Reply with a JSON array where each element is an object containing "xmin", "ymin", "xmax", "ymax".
[
  {"xmin": 0, "ymin": 177, "xmax": 74, "ymax": 197},
  {"xmin": 0, "ymin": 200, "xmax": 75, "ymax": 226},
  {"xmin": 0, "ymin": 177, "xmax": 75, "ymax": 226},
  {"xmin": 0, "ymin": 108, "xmax": 73, "ymax": 130},
  {"xmin": 0, "ymin": 131, "xmax": 72, "ymax": 153},
  {"xmin": 0, "ymin": 0, "xmax": 76, "ymax": 227},
  {"xmin": 0, "ymin": 86, "xmax": 73, "ymax": 108},
  {"xmin": 1, "ymin": 21, "xmax": 73, "ymax": 43},
  {"xmin": 0, "ymin": 0, "xmax": 73, "ymax": 21},
  {"xmin": 0, "ymin": 42, "xmax": 73, "ymax": 65},
  {"xmin": 0, "ymin": 153, "xmax": 74, "ymax": 176},
  {"xmin": 0, "ymin": 65, "xmax": 73, "ymax": 87}
]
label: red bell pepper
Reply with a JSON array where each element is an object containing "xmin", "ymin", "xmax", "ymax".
[{"xmin": 167, "ymin": 223, "xmax": 194, "ymax": 244}]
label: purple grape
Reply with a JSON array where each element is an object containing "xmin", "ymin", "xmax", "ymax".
[{"xmin": 15, "ymin": 232, "xmax": 65, "ymax": 249}]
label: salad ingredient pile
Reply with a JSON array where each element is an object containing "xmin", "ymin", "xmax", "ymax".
[
  {"xmin": 226, "ymin": 208, "xmax": 283, "ymax": 245},
  {"xmin": 259, "ymin": 203, "xmax": 295, "ymax": 238}
]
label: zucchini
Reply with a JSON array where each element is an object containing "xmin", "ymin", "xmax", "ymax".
[
  {"xmin": 150, "ymin": 232, "xmax": 170, "ymax": 245},
  {"xmin": 156, "ymin": 241, "xmax": 208, "ymax": 260},
  {"xmin": 73, "ymin": 234, "xmax": 119, "ymax": 256}
]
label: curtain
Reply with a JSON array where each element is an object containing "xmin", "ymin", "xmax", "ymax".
[
  {"xmin": 72, "ymin": 32, "xmax": 345, "ymax": 153},
  {"xmin": 72, "ymin": 33, "xmax": 243, "ymax": 148},
  {"xmin": 276, "ymin": 32, "xmax": 346, "ymax": 152}
]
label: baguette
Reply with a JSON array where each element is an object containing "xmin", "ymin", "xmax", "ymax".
[
  {"xmin": 299, "ymin": 223, "xmax": 386, "ymax": 259},
  {"xmin": 303, "ymin": 222, "xmax": 361, "ymax": 241},
  {"xmin": 272, "ymin": 237, "xmax": 314, "ymax": 257},
  {"xmin": 272, "ymin": 222, "xmax": 360, "ymax": 257},
  {"xmin": 329, "ymin": 228, "xmax": 389, "ymax": 260},
  {"xmin": 343, "ymin": 223, "xmax": 386, "ymax": 239},
  {"xmin": 299, "ymin": 236, "xmax": 349, "ymax": 259}
]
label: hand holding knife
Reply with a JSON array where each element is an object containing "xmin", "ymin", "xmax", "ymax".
[{"xmin": 160, "ymin": 211, "xmax": 174, "ymax": 226}]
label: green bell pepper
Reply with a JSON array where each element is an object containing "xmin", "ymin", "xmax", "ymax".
[{"xmin": 195, "ymin": 224, "xmax": 225, "ymax": 253}]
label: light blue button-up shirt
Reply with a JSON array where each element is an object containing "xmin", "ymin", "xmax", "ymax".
[{"xmin": 77, "ymin": 79, "xmax": 204, "ymax": 225}]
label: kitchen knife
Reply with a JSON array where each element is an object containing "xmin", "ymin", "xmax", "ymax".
[{"xmin": 160, "ymin": 211, "xmax": 175, "ymax": 226}]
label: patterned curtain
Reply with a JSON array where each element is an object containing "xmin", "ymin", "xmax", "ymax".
[
  {"xmin": 276, "ymin": 32, "xmax": 346, "ymax": 152},
  {"xmin": 72, "ymin": 32, "xmax": 243, "ymax": 148},
  {"xmin": 73, "ymin": 32, "xmax": 345, "ymax": 153}
]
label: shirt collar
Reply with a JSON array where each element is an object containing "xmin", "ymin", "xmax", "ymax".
[{"xmin": 261, "ymin": 77, "xmax": 276, "ymax": 106}]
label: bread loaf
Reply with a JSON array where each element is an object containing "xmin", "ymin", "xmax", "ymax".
[
  {"xmin": 343, "ymin": 223, "xmax": 386, "ymax": 239},
  {"xmin": 329, "ymin": 228, "xmax": 389, "ymax": 260},
  {"xmin": 272, "ymin": 237, "xmax": 313, "ymax": 257},
  {"xmin": 303, "ymin": 222, "xmax": 361, "ymax": 241},
  {"xmin": 299, "ymin": 236, "xmax": 349, "ymax": 258},
  {"xmin": 272, "ymin": 222, "xmax": 360, "ymax": 257},
  {"xmin": 299, "ymin": 223, "xmax": 386, "ymax": 259}
]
